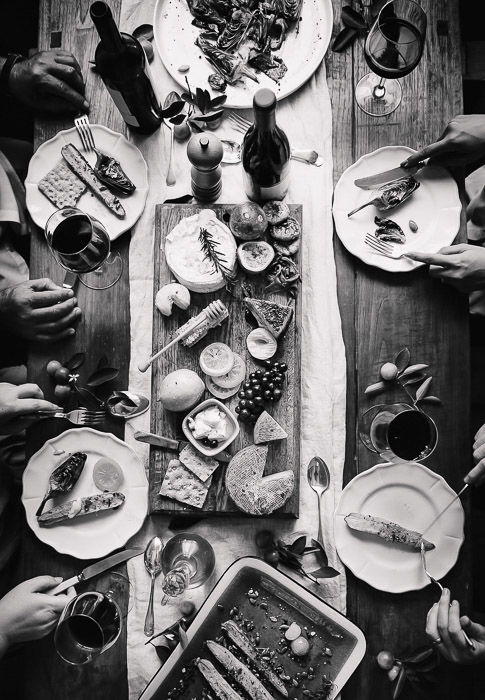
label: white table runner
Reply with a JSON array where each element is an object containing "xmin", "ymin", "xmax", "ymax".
[{"xmin": 118, "ymin": 2, "xmax": 347, "ymax": 697}]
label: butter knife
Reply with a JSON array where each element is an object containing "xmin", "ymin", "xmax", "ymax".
[
  {"xmin": 354, "ymin": 163, "xmax": 424, "ymax": 190},
  {"xmin": 134, "ymin": 430, "xmax": 232, "ymax": 463},
  {"xmin": 50, "ymin": 546, "xmax": 144, "ymax": 595}
]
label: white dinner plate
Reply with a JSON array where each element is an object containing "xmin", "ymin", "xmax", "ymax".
[
  {"xmin": 334, "ymin": 461, "xmax": 464, "ymax": 593},
  {"xmin": 333, "ymin": 146, "xmax": 462, "ymax": 273},
  {"xmin": 22, "ymin": 428, "xmax": 148, "ymax": 560},
  {"xmin": 25, "ymin": 125, "xmax": 149, "ymax": 240},
  {"xmin": 153, "ymin": 0, "xmax": 333, "ymax": 109}
]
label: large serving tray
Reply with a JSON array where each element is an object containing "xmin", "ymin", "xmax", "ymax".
[
  {"xmin": 139, "ymin": 557, "xmax": 366, "ymax": 700},
  {"xmin": 148, "ymin": 204, "xmax": 302, "ymax": 516}
]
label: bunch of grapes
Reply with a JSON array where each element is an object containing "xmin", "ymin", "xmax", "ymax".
[{"xmin": 235, "ymin": 359, "xmax": 288, "ymax": 423}]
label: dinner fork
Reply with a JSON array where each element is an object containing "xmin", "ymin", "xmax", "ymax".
[
  {"xmin": 420, "ymin": 542, "xmax": 475, "ymax": 650},
  {"xmin": 36, "ymin": 408, "xmax": 105, "ymax": 426},
  {"xmin": 227, "ymin": 111, "xmax": 324, "ymax": 166},
  {"xmin": 364, "ymin": 233, "xmax": 409, "ymax": 260},
  {"xmin": 74, "ymin": 115, "xmax": 97, "ymax": 153}
]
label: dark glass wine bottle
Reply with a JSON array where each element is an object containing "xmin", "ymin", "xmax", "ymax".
[
  {"xmin": 90, "ymin": 1, "xmax": 161, "ymax": 134},
  {"xmin": 242, "ymin": 88, "xmax": 291, "ymax": 202}
]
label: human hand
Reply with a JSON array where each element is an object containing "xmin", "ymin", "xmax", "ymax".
[
  {"xmin": 425, "ymin": 589, "xmax": 485, "ymax": 664},
  {"xmin": 0, "ymin": 383, "xmax": 61, "ymax": 434},
  {"xmin": 401, "ymin": 115, "xmax": 485, "ymax": 171},
  {"xmin": 467, "ymin": 423, "xmax": 485, "ymax": 487},
  {"xmin": 8, "ymin": 50, "xmax": 88, "ymax": 115},
  {"xmin": 0, "ymin": 576, "xmax": 76, "ymax": 657},
  {"xmin": 0, "ymin": 278, "xmax": 81, "ymax": 342},
  {"xmin": 406, "ymin": 244, "xmax": 485, "ymax": 293}
]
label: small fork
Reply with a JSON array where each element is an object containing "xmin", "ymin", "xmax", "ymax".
[
  {"xmin": 364, "ymin": 233, "xmax": 409, "ymax": 260},
  {"xmin": 37, "ymin": 408, "xmax": 105, "ymax": 426},
  {"xmin": 227, "ymin": 111, "xmax": 324, "ymax": 166},
  {"xmin": 74, "ymin": 115, "xmax": 97, "ymax": 153},
  {"xmin": 420, "ymin": 542, "xmax": 475, "ymax": 650}
]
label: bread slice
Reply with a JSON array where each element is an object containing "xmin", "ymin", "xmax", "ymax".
[
  {"xmin": 253, "ymin": 411, "xmax": 288, "ymax": 444},
  {"xmin": 37, "ymin": 492, "xmax": 125, "ymax": 526},
  {"xmin": 244, "ymin": 298, "xmax": 293, "ymax": 339}
]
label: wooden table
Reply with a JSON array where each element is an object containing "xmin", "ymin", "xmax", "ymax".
[{"xmin": 1, "ymin": 0, "xmax": 472, "ymax": 698}]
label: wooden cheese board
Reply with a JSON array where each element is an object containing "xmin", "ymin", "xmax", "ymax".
[{"xmin": 148, "ymin": 203, "xmax": 302, "ymax": 516}]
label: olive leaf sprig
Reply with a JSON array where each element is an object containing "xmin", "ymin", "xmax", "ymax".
[
  {"xmin": 364, "ymin": 347, "xmax": 441, "ymax": 408},
  {"xmin": 64, "ymin": 353, "xmax": 120, "ymax": 409}
]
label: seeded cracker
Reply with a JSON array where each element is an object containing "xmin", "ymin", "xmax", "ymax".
[
  {"xmin": 178, "ymin": 444, "xmax": 219, "ymax": 482},
  {"xmin": 159, "ymin": 459, "xmax": 211, "ymax": 509},
  {"xmin": 38, "ymin": 160, "xmax": 87, "ymax": 209}
]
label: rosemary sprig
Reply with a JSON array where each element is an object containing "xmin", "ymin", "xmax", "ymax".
[{"xmin": 198, "ymin": 226, "xmax": 234, "ymax": 281}]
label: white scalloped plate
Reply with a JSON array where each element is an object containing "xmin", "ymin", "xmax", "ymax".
[
  {"xmin": 153, "ymin": 0, "xmax": 333, "ymax": 109},
  {"xmin": 22, "ymin": 429, "xmax": 148, "ymax": 560},
  {"xmin": 334, "ymin": 461, "xmax": 464, "ymax": 593},
  {"xmin": 333, "ymin": 146, "xmax": 462, "ymax": 272},
  {"xmin": 25, "ymin": 125, "xmax": 148, "ymax": 240}
]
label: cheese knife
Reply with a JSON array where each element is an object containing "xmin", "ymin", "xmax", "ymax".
[
  {"xmin": 354, "ymin": 162, "xmax": 425, "ymax": 190},
  {"xmin": 50, "ymin": 547, "xmax": 144, "ymax": 595},
  {"xmin": 134, "ymin": 430, "xmax": 232, "ymax": 463}
]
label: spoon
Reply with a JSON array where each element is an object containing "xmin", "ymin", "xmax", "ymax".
[
  {"xmin": 221, "ymin": 139, "xmax": 324, "ymax": 167},
  {"xmin": 106, "ymin": 391, "xmax": 150, "ymax": 419},
  {"xmin": 307, "ymin": 456, "xmax": 331, "ymax": 546},
  {"xmin": 144, "ymin": 536, "xmax": 164, "ymax": 637},
  {"xmin": 163, "ymin": 92, "xmax": 178, "ymax": 186}
]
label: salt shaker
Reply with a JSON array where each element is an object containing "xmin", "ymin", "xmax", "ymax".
[{"xmin": 187, "ymin": 132, "xmax": 223, "ymax": 202}]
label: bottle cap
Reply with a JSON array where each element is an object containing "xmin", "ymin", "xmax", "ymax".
[
  {"xmin": 253, "ymin": 88, "xmax": 276, "ymax": 111},
  {"xmin": 187, "ymin": 132, "xmax": 223, "ymax": 169}
]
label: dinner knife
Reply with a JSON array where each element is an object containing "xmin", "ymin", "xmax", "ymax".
[
  {"xmin": 421, "ymin": 466, "xmax": 483, "ymax": 537},
  {"xmin": 134, "ymin": 430, "xmax": 232, "ymax": 463},
  {"xmin": 354, "ymin": 162, "xmax": 424, "ymax": 190},
  {"xmin": 50, "ymin": 547, "xmax": 144, "ymax": 595}
]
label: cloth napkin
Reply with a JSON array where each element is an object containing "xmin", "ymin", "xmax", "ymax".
[{"xmin": 118, "ymin": 2, "xmax": 347, "ymax": 697}]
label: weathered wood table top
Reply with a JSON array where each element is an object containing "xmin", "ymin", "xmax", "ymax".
[{"xmin": 3, "ymin": 0, "xmax": 472, "ymax": 699}]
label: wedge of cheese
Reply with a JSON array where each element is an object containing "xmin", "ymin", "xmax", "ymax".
[{"xmin": 165, "ymin": 210, "xmax": 237, "ymax": 293}]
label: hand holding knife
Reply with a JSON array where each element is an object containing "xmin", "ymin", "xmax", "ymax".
[
  {"xmin": 354, "ymin": 161, "xmax": 425, "ymax": 189},
  {"xmin": 50, "ymin": 547, "xmax": 144, "ymax": 595}
]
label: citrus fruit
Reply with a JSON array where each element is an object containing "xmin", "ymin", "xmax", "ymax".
[
  {"xmin": 205, "ymin": 374, "xmax": 241, "ymax": 400},
  {"xmin": 211, "ymin": 353, "xmax": 246, "ymax": 389},
  {"xmin": 159, "ymin": 369, "xmax": 205, "ymax": 411},
  {"xmin": 229, "ymin": 202, "xmax": 268, "ymax": 240},
  {"xmin": 199, "ymin": 343, "xmax": 234, "ymax": 377},
  {"xmin": 93, "ymin": 458, "xmax": 124, "ymax": 491}
]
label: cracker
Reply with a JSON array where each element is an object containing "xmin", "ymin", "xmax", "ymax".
[
  {"xmin": 179, "ymin": 444, "xmax": 219, "ymax": 482},
  {"xmin": 38, "ymin": 160, "xmax": 86, "ymax": 209},
  {"xmin": 159, "ymin": 459, "xmax": 211, "ymax": 509}
]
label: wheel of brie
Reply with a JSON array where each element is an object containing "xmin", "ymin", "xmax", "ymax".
[{"xmin": 165, "ymin": 210, "xmax": 237, "ymax": 293}]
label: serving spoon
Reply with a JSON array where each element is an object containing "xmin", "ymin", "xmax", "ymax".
[
  {"xmin": 144, "ymin": 536, "xmax": 164, "ymax": 637},
  {"xmin": 307, "ymin": 456, "xmax": 331, "ymax": 546}
]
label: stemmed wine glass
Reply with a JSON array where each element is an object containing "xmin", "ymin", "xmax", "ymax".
[
  {"xmin": 160, "ymin": 533, "xmax": 215, "ymax": 605},
  {"xmin": 355, "ymin": 0, "xmax": 427, "ymax": 117},
  {"xmin": 45, "ymin": 207, "xmax": 123, "ymax": 290}
]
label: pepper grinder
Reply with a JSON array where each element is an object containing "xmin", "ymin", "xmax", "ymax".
[{"xmin": 187, "ymin": 132, "xmax": 223, "ymax": 202}]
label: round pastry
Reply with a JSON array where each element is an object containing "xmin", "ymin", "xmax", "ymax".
[
  {"xmin": 262, "ymin": 201, "xmax": 290, "ymax": 225},
  {"xmin": 269, "ymin": 217, "xmax": 301, "ymax": 242},
  {"xmin": 273, "ymin": 238, "xmax": 300, "ymax": 256}
]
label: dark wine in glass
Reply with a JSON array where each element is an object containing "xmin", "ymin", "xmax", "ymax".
[{"xmin": 356, "ymin": 0, "xmax": 427, "ymax": 116}]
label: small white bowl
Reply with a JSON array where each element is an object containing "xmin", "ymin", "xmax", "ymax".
[{"xmin": 182, "ymin": 398, "xmax": 239, "ymax": 457}]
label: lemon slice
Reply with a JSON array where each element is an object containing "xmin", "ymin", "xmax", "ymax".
[
  {"xmin": 93, "ymin": 458, "xmax": 124, "ymax": 492},
  {"xmin": 199, "ymin": 343, "xmax": 234, "ymax": 377},
  {"xmin": 205, "ymin": 374, "xmax": 241, "ymax": 400},
  {"xmin": 211, "ymin": 353, "xmax": 246, "ymax": 389}
]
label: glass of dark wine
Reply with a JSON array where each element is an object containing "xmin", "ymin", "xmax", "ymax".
[
  {"xmin": 160, "ymin": 533, "xmax": 215, "ymax": 605},
  {"xmin": 54, "ymin": 589, "xmax": 122, "ymax": 665},
  {"xmin": 359, "ymin": 403, "xmax": 438, "ymax": 462},
  {"xmin": 45, "ymin": 207, "xmax": 123, "ymax": 290},
  {"xmin": 355, "ymin": 0, "xmax": 427, "ymax": 117}
]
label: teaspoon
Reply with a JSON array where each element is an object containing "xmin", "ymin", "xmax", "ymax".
[{"xmin": 144, "ymin": 536, "xmax": 164, "ymax": 637}]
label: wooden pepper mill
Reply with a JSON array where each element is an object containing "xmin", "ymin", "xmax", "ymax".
[{"xmin": 187, "ymin": 131, "xmax": 223, "ymax": 202}]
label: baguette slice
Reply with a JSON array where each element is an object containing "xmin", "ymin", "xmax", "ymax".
[
  {"xmin": 61, "ymin": 143, "xmax": 125, "ymax": 218},
  {"xmin": 207, "ymin": 641, "xmax": 276, "ymax": 700},
  {"xmin": 37, "ymin": 492, "xmax": 125, "ymax": 526},
  {"xmin": 345, "ymin": 513, "xmax": 434, "ymax": 551},
  {"xmin": 196, "ymin": 658, "xmax": 245, "ymax": 700}
]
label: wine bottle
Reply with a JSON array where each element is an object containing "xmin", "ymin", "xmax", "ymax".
[
  {"xmin": 242, "ymin": 88, "xmax": 291, "ymax": 202},
  {"xmin": 90, "ymin": 1, "xmax": 161, "ymax": 134}
]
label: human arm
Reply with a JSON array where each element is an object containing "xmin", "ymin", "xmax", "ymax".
[
  {"xmin": 425, "ymin": 589, "xmax": 485, "ymax": 664},
  {"xmin": 3, "ymin": 50, "xmax": 89, "ymax": 115},
  {"xmin": 0, "ymin": 576, "xmax": 75, "ymax": 659},
  {"xmin": 0, "ymin": 383, "xmax": 61, "ymax": 434},
  {"xmin": 406, "ymin": 244, "xmax": 485, "ymax": 293},
  {"xmin": 0, "ymin": 278, "xmax": 81, "ymax": 342}
]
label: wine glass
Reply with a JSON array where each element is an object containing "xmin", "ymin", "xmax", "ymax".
[
  {"xmin": 359, "ymin": 403, "xmax": 438, "ymax": 462},
  {"xmin": 45, "ymin": 207, "xmax": 123, "ymax": 290},
  {"xmin": 160, "ymin": 533, "xmax": 215, "ymax": 605},
  {"xmin": 355, "ymin": 0, "xmax": 427, "ymax": 117},
  {"xmin": 54, "ymin": 588, "xmax": 122, "ymax": 665}
]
